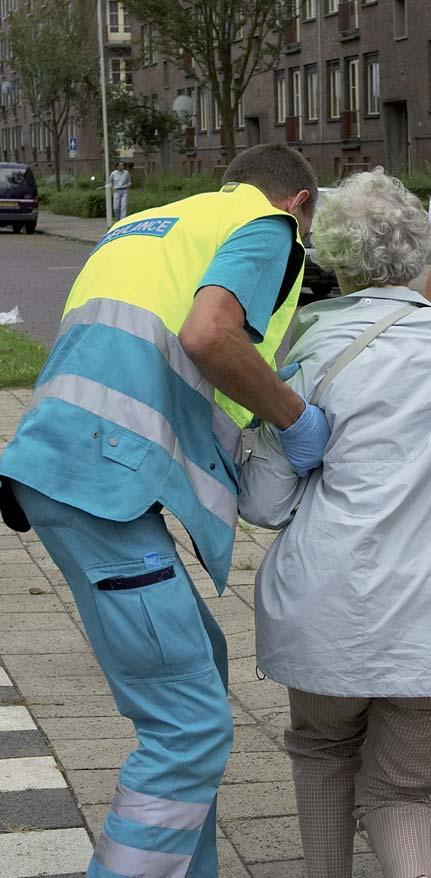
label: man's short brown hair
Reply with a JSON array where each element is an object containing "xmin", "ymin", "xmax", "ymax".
[{"xmin": 222, "ymin": 144, "xmax": 317, "ymax": 209}]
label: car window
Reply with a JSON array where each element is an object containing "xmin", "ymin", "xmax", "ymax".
[{"xmin": 0, "ymin": 167, "xmax": 37, "ymax": 197}]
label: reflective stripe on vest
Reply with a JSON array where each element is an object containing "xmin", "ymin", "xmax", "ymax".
[
  {"xmin": 57, "ymin": 297, "xmax": 243, "ymax": 461},
  {"xmin": 29, "ymin": 374, "xmax": 237, "ymax": 531},
  {"xmin": 94, "ymin": 832, "xmax": 191, "ymax": 878},
  {"xmin": 111, "ymin": 783, "xmax": 210, "ymax": 831}
]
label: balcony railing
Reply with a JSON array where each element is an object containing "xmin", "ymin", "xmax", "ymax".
[
  {"xmin": 285, "ymin": 115, "xmax": 302, "ymax": 142},
  {"xmin": 340, "ymin": 109, "xmax": 360, "ymax": 140},
  {"xmin": 339, "ymin": 0, "xmax": 359, "ymax": 33},
  {"xmin": 104, "ymin": 25, "xmax": 131, "ymax": 44}
]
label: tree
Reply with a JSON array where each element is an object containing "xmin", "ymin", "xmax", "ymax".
[
  {"xmin": 104, "ymin": 85, "xmax": 179, "ymax": 164},
  {"xmin": 8, "ymin": 0, "xmax": 98, "ymax": 189},
  {"xmin": 125, "ymin": 0, "xmax": 285, "ymax": 162}
]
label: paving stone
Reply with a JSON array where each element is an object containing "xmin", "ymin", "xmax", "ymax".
[
  {"xmin": 230, "ymin": 680, "xmax": 289, "ymax": 711},
  {"xmin": 226, "ymin": 630, "xmax": 256, "ymax": 660},
  {"xmin": 217, "ymin": 837, "xmax": 250, "ymax": 878},
  {"xmin": 54, "ymin": 737, "xmax": 137, "ymax": 770},
  {"xmin": 218, "ymin": 781, "xmax": 297, "ymax": 820},
  {"xmin": 229, "ymin": 656, "xmax": 261, "ymax": 684},
  {"xmin": 0, "ymin": 563, "xmax": 42, "ymax": 580},
  {"xmin": 0, "ymin": 756, "xmax": 67, "ymax": 791},
  {"xmin": 0, "ymin": 550, "xmax": 33, "ymax": 565},
  {"xmin": 0, "ymin": 577, "xmax": 53, "ymax": 594},
  {"xmin": 0, "ymin": 827, "xmax": 93, "ymax": 878},
  {"xmin": 0, "ymin": 730, "xmax": 51, "ymax": 758},
  {"xmin": 0, "ymin": 687, "xmax": 23, "ymax": 704},
  {"xmin": 231, "ymin": 726, "xmax": 279, "ymax": 753},
  {"xmin": 229, "ymin": 815, "xmax": 303, "ymax": 863},
  {"xmin": 0, "ymin": 705, "xmax": 35, "ymax": 731},
  {"xmin": 224, "ymin": 752, "xmax": 293, "ymax": 784},
  {"xmin": 0, "ymin": 534, "xmax": 26, "ymax": 549},
  {"xmin": 1, "ymin": 629, "xmax": 88, "ymax": 655},
  {"xmin": 227, "ymin": 570, "xmax": 259, "ymax": 585},
  {"xmin": 13, "ymin": 676, "xmax": 111, "ymax": 699},
  {"xmin": 38, "ymin": 716, "xmax": 134, "ymax": 741},
  {"xmin": 230, "ymin": 700, "xmax": 255, "ymax": 726},
  {"xmin": 80, "ymin": 803, "xmax": 106, "ymax": 840},
  {"xmin": 252, "ymin": 707, "xmax": 291, "ymax": 745},
  {"xmin": 0, "ymin": 594, "xmax": 64, "ymax": 613},
  {"xmin": 29, "ymin": 696, "xmax": 118, "ymax": 718},
  {"xmin": 230, "ymin": 584, "xmax": 255, "ymax": 607},
  {"xmin": 0, "ymin": 612, "xmax": 80, "ymax": 631},
  {"xmin": 67, "ymin": 769, "xmax": 117, "ymax": 804},
  {"xmin": 4, "ymin": 654, "xmax": 100, "ymax": 680},
  {"xmin": 0, "ymin": 789, "xmax": 84, "ymax": 832}
]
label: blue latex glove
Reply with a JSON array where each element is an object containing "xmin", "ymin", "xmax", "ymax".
[
  {"xmin": 278, "ymin": 401, "xmax": 330, "ymax": 478},
  {"xmin": 249, "ymin": 363, "xmax": 301, "ymax": 429},
  {"xmin": 277, "ymin": 362, "xmax": 300, "ymax": 382}
]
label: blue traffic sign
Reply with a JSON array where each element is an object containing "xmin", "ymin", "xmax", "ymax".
[{"xmin": 69, "ymin": 136, "xmax": 77, "ymax": 152}]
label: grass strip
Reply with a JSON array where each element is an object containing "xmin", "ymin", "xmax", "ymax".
[{"xmin": 0, "ymin": 327, "xmax": 47, "ymax": 389}]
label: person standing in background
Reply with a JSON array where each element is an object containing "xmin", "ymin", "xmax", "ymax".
[{"xmin": 110, "ymin": 160, "xmax": 131, "ymax": 220}]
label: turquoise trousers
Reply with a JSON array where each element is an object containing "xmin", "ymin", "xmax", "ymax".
[{"xmin": 13, "ymin": 483, "xmax": 233, "ymax": 878}]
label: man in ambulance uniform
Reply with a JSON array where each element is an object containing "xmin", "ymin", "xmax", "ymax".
[{"xmin": 0, "ymin": 144, "xmax": 328, "ymax": 878}]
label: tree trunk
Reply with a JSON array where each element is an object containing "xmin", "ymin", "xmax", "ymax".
[
  {"xmin": 53, "ymin": 129, "xmax": 61, "ymax": 191},
  {"xmin": 221, "ymin": 92, "xmax": 236, "ymax": 163}
]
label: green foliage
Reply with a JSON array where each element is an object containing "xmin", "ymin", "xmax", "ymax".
[
  {"xmin": 125, "ymin": 0, "xmax": 283, "ymax": 159},
  {"xmin": 40, "ymin": 173, "xmax": 221, "ymax": 216},
  {"xmin": 397, "ymin": 167, "xmax": 431, "ymax": 206},
  {"xmin": 0, "ymin": 328, "xmax": 47, "ymax": 389},
  {"xmin": 104, "ymin": 86, "xmax": 179, "ymax": 156}
]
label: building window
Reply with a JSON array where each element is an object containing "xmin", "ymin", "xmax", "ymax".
[
  {"xmin": 141, "ymin": 24, "xmax": 158, "ymax": 65},
  {"xmin": 275, "ymin": 70, "xmax": 286, "ymax": 124},
  {"xmin": 288, "ymin": 67, "xmax": 302, "ymax": 139},
  {"xmin": 305, "ymin": 65, "xmax": 318, "ymax": 121},
  {"xmin": 365, "ymin": 53, "xmax": 380, "ymax": 114},
  {"xmin": 213, "ymin": 95, "xmax": 222, "ymax": 130},
  {"xmin": 347, "ymin": 57, "xmax": 360, "ymax": 112},
  {"xmin": 198, "ymin": 88, "xmax": 207, "ymax": 131},
  {"xmin": 328, "ymin": 61, "xmax": 341, "ymax": 119},
  {"xmin": 110, "ymin": 57, "xmax": 132, "ymax": 89},
  {"xmin": 393, "ymin": 0, "xmax": 407, "ymax": 38},
  {"xmin": 163, "ymin": 60, "xmax": 169, "ymax": 88},
  {"xmin": 108, "ymin": 1, "xmax": 130, "ymax": 34},
  {"xmin": 285, "ymin": 0, "xmax": 300, "ymax": 43},
  {"xmin": 326, "ymin": 0, "xmax": 339, "ymax": 13},
  {"xmin": 303, "ymin": 0, "xmax": 316, "ymax": 20}
]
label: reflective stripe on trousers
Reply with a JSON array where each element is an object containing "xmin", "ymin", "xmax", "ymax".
[{"xmin": 29, "ymin": 374, "xmax": 237, "ymax": 532}]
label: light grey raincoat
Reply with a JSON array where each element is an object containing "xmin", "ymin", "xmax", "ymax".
[{"xmin": 239, "ymin": 287, "xmax": 431, "ymax": 697}]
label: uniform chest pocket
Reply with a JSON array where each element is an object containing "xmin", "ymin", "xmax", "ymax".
[{"xmin": 101, "ymin": 430, "xmax": 150, "ymax": 471}]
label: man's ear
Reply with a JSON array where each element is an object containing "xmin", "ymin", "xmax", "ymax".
[{"xmin": 275, "ymin": 189, "xmax": 311, "ymax": 214}]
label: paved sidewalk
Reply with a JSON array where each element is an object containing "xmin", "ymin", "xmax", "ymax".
[
  {"xmin": 0, "ymin": 390, "xmax": 382, "ymax": 878},
  {"xmin": 38, "ymin": 212, "xmax": 107, "ymax": 245}
]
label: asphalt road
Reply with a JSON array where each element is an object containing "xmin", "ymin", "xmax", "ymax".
[
  {"xmin": 0, "ymin": 228, "xmax": 318, "ymax": 351},
  {"xmin": 0, "ymin": 230, "xmax": 92, "ymax": 349}
]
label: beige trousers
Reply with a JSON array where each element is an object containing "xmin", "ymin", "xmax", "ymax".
[{"xmin": 285, "ymin": 689, "xmax": 431, "ymax": 878}]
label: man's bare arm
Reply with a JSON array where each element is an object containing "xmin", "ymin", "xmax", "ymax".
[{"xmin": 179, "ymin": 286, "xmax": 304, "ymax": 429}]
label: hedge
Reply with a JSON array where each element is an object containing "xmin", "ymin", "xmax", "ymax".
[{"xmin": 39, "ymin": 173, "xmax": 221, "ymax": 218}]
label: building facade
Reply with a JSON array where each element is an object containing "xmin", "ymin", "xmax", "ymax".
[
  {"xmin": 133, "ymin": 0, "xmax": 431, "ymax": 178},
  {"xmin": 0, "ymin": 0, "xmax": 133, "ymax": 180},
  {"xmin": 0, "ymin": 0, "xmax": 430, "ymax": 180}
]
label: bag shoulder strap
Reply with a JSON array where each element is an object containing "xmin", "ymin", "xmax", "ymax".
[{"xmin": 311, "ymin": 303, "xmax": 420, "ymax": 406}]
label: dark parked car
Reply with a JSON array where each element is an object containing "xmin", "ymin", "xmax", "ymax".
[
  {"xmin": 0, "ymin": 163, "xmax": 38, "ymax": 234},
  {"xmin": 303, "ymin": 187, "xmax": 338, "ymax": 298}
]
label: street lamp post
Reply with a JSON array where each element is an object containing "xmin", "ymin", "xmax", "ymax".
[{"xmin": 96, "ymin": 0, "xmax": 113, "ymax": 227}]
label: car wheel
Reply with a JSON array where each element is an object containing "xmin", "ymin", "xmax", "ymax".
[
  {"xmin": 310, "ymin": 282, "xmax": 334, "ymax": 298},
  {"xmin": 25, "ymin": 221, "xmax": 37, "ymax": 235},
  {"xmin": 12, "ymin": 223, "xmax": 23, "ymax": 234}
]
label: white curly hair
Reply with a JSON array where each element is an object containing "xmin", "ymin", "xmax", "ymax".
[{"xmin": 312, "ymin": 168, "xmax": 431, "ymax": 288}]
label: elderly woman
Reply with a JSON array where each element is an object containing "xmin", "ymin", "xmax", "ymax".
[{"xmin": 238, "ymin": 169, "xmax": 431, "ymax": 878}]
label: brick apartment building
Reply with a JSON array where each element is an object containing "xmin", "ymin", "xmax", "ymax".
[
  {"xmin": 135, "ymin": 0, "xmax": 431, "ymax": 178},
  {"xmin": 0, "ymin": 0, "xmax": 430, "ymax": 180},
  {"xmin": 0, "ymin": 0, "xmax": 133, "ymax": 179}
]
